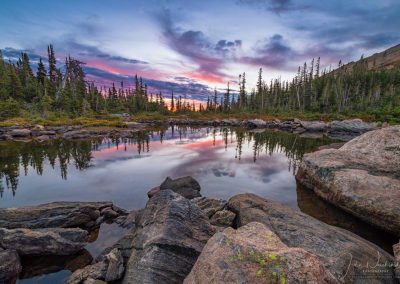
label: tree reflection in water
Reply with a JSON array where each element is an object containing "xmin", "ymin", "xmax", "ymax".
[{"xmin": 0, "ymin": 126, "xmax": 335, "ymax": 196}]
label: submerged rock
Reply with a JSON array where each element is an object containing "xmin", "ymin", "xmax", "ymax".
[
  {"xmin": 0, "ymin": 249, "xmax": 22, "ymax": 281},
  {"xmin": 184, "ymin": 222, "xmax": 336, "ymax": 283},
  {"xmin": 296, "ymin": 126, "xmax": 400, "ymax": 236},
  {"xmin": 159, "ymin": 176, "xmax": 202, "ymax": 199},
  {"xmin": 0, "ymin": 201, "xmax": 115, "ymax": 230},
  {"xmin": 0, "ymin": 227, "xmax": 87, "ymax": 255},
  {"xmin": 227, "ymin": 193, "xmax": 396, "ymax": 283}
]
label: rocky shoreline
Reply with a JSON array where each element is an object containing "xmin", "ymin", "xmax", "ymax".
[
  {"xmin": 296, "ymin": 125, "xmax": 400, "ymax": 237},
  {"xmin": 1, "ymin": 175, "xmax": 399, "ymax": 283},
  {"xmin": 0, "ymin": 118, "xmax": 381, "ymax": 142}
]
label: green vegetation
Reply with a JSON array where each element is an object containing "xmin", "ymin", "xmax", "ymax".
[{"xmin": 0, "ymin": 45, "xmax": 399, "ymax": 123}]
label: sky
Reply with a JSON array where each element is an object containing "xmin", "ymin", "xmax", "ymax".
[{"xmin": 1, "ymin": 0, "xmax": 399, "ymax": 100}]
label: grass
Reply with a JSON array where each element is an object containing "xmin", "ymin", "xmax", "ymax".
[{"xmin": 0, "ymin": 110, "xmax": 398, "ymax": 127}]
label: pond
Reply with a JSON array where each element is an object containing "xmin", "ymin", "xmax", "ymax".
[
  {"xmin": 0, "ymin": 126, "xmax": 335, "ymax": 210},
  {"xmin": 0, "ymin": 126, "xmax": 396, "ymax": 283}
]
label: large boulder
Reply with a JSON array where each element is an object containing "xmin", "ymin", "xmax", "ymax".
[
  {"xmin": 122, "ymin": 189, "xmax": 215, "ymax": 283},
  {"xmin": 328, "ymin": 119, "xmax": 377, "ymax": 134},
  {"xmin": 296, "ymin": 126, "xmax": 400, "ymax": 236},
  {"xmin": 158, "ymin": 176, "xmax": 201, "ymax": 199},
  {"xmin": 0, "ymin": 249, "xmax": 22, "ymax": 281},
  {"xmin": 0, "ymin": 201, "xmax": 116, "ymax": 230},
  {"xmin": 184, "ymin": 222, "xmax": 336, "ymax": 283},
  {"xmin": 0, "ymin": 227, "xmax": 87, "ymax": 255},
  {"xmin": 227, "ymin": 193, "xmax": 396, "ymax": 283}
]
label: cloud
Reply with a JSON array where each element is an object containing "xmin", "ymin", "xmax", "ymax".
[
  {"xmin": 158, "ymin": 9, "xmax": 241, "ymax": 83},
  {"xmin": 63, "ymin": 40, "xmax": 148, "ymax": 65},
  {"xmin": 237, "ymin": 0, "xmax": 308, "ymax": 13},
  {"xmin": 84, "ymin": 66, "xmax": 214, "ymax": 99},
  {"xmin": 2, "ymin": 47, "xmax": 43, "ymax": 62},
  {"xmin": 240, "ymin": 34, "xmax": 298, "ymax": 69}
]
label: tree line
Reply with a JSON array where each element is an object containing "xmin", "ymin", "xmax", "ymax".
[
  {"xmin": 1, "ymin": 45, "xmax": 399, "ymax": 120},
  {"xmin": 204, "ymin": 57, "xmax": 400, "ymax": 121},
  {"xmin": 0, "ymin": 45, "xmax": 169, "ymax": 118}
]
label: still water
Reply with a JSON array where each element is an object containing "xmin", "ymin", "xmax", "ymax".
[
  {"xmin": 0, "ymin": 126, "xmax": 396, "ymax": 283},
  {"xmin": 0, "ymin": 126, "xmax": 335, "ymax": 210}
]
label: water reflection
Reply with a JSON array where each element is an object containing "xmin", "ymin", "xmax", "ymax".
[{"xmin": 0, "ymin": 127, "xmax": 335, "ymax": 209}]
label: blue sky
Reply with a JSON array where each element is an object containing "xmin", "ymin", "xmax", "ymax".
[{"xmin": 1, "ymin": 0, "xmax": 399, "ymax": 99}]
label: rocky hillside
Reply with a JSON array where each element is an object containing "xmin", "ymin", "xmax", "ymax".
[{"xmin": 341, "ymin": 43, "xmax": 400, "ymax": 72}]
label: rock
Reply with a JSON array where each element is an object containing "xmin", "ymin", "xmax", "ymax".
[
  {"xmin": 209, "ymin": 210, "xmax": 236, "ymax": 227},
  {"xmin": 31, "ymin": 124, "xmax": 45, "ymax": 136},
  {"xmin": 159, "ymin": 176, "xmax": 201, "ymax": 199},
  {"xmin": 122, "ymin": 189, "xmax": 215, "ymax": 284},
  {"xmin": 0, "ymin": 249, "xmax": 22, "ymax": 281},
  {"xmin": 83, "ymin": 279, "xmax": 106, "ymax": 284},
  {"xmin": 394, "ymin": 242, "xmax": 400, "ymax": 278},
  {"xmin": 147, "ymin": 186, "xmax": 160, "ymax": 198},
  {"xmin": 247, "ymin": 119, "xmax": 267, "ymax": 128},
  {"xmin": 10, "ymin": 128, "xmax": 31, "ymax": 137},
  {"xmin": 317, "ymin": 142, "xmax": 345, "ymax": 151},
  {"xmin": 328, "ymin": 119, "xmax": 377, "ymax": 134},
  {"xmin": 296, "ymin": 126, "xmax": 400, "ymax": 236},
  {"xmin": 298, "ymin": 120, "xmax": 327, "ymax": 132},
  {"xmin": 98, "ymin": 229, "xmax": 136, "ymax": 264},
  {"xmin": 0, "ymin": 228, "xmax": 87, "ymax": 255},
  {"xmin": 191, "ymin": 197, "xmax": 227, "ymax": 218},
  {"xmin": 0, "ymin": 201, "xmax": 114, "ymax": 230},
  {"xmin": 125, "ymin": 121, "xmax": 145, "ymax": 129},
  {"xmin": 100, "ymin": 207, "xmax": 119, "ymax": 220},
  {"xmin": 105, "ymin": 248, "xmax": 125, "ymax": 282},
  {"xmin": 227, "ymin": 193, "xmax": 396, "ymax": 282},
  {"xmin": 35, "ymin": 135, "xmax": 50, "ymax": 142},
  {"xmin": 68, "ymin": 261, "xmax": 108, "ymax": 284},
  {"xmin": 33, "ymin": 124, "xmax": 45, "ymax": 131},
  {"xmin": 63, "ymin": 130, "xmax": 89, "ymax": 139},
  {"xmin": 184, "ymin": 222, "xmax": 336, "ymax": 283},
  {"xmin": 114, "ymin": 209, "xmax": 141, "ymax": 229}
]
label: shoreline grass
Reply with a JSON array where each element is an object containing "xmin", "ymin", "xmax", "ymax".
[{"xmin": 0, "ymin": 111, "xmax": 397, "ymax": 128}]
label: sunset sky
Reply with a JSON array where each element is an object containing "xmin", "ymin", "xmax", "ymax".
[{"xmin": 1, "ymin": 0, "xmax": 399, "ymax": 100}]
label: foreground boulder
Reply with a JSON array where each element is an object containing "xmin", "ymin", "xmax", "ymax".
[
  {"xmin": 228, "ymin": 194, "xmax": 396, "ymax": 283},
  {"xmin": 69, "ymin": 190, "xmax": 215, "ymax": 283},
  {"xmin": 0, "ymin": 201, "xmax": 120, "ymax": 230},
  {"xmin": 0, "ymin": 227, "xmax": 87, "ymax": 255},
  {"xmin": 296, "ymin": 126, "xmax": 400, "ymax": 236},
  {"xmin": 185, "ymin": 222, "xmax": 335, "ymax": 283},
  {"xmin": 122, "ymin": 190, "xmax": 215, "ymax": 283}
]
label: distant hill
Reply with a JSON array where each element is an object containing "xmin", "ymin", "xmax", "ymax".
[{"xmin": 341, "ymin": 43, "xmax": 400, "ymax": 72}]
